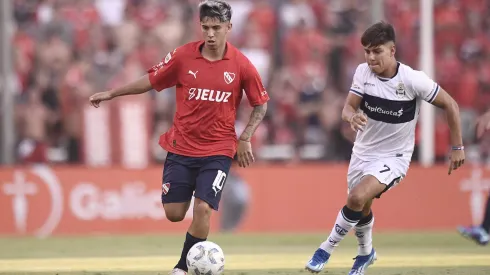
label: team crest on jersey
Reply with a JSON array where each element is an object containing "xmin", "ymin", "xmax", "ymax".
[
  {"xmin": 396, "ymin": 82, "xmax": 406, "ymax": 98},
  {"xmin": 224, "ymin": 72, "xmax": 235, "ymax": 84},
  {"xmin": 162, "ymin": 182, "xmax": 170, "ymax": 195}
]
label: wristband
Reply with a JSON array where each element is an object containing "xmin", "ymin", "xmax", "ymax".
[{"xmin": 451, "ymin": 145, "xmax": 464, "ymax": 151}]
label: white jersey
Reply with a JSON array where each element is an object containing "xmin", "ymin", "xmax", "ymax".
[{"xmin": 349, "ymin": 62, "xmax": 440, "ymax": 162}]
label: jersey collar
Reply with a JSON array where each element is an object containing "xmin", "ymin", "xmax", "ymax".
[
  {"xmin": 194, "ymin": 41, "xmax": 235, "ymax": 60},
  {"xmin": 377, "ymin": 62, "xmax": 400, "ymax": 82}
]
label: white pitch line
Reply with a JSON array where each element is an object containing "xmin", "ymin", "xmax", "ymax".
[{"xmin": 0, "ymin": 253, "xmax": 489, "ymax": 272}]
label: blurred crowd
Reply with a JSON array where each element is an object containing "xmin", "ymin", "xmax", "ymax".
[{"xmin": 8, "ymin": 0, "xmax": 490, "ymax": 164}]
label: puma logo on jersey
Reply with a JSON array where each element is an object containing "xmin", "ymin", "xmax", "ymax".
[
  {"xmin": 188, "ymin": 88, "xmax": 231, "ymax": 102},
  {"xmin": 188, "ymin": 70, "xmax": 198, "ymax": 79}
]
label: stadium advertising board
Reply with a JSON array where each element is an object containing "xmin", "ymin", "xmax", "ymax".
[{"xmin": 0, "ymin": 165, "xmax": 488, "ymax": 237}]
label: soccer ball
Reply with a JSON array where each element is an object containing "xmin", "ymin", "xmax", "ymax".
[{"xmin": 186, "ymin": 241, "xmax": 225, "ymax": 275}]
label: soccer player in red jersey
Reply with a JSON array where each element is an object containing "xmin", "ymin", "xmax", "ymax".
[{"xmin": 89, "ymin": 1, "xmax": 269, "ymax": 274}]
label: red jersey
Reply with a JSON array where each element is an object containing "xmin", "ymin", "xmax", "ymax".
[{"xmin": 147, "ymin": 41, "xmax": 269, "ymax": 158}]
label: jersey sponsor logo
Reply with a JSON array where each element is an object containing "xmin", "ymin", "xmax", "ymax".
[
  {"xmin": 224, "ymin": 72, "xmax": 236, "ymax": 84},
  {"xmin": 361, "ymin": 94, "xmax": 416, "ymax": 124},
  {"xmin": 351, "ymin": 83, "xmax": 361, "ymax": 90},
  {"xmin": 164, "ymin": 52, "xmax": 172, "ymax": 64},
  {"xmin": 364, "ymin": 101, "xmax": 403, "ymax": 118},
  {"xmin": 188, "ymin": 88, "xmax": 232, "ymax": 102},
  {"xmin": 152, "ymin": 61, "xmax": 164, "ymax": 76}
]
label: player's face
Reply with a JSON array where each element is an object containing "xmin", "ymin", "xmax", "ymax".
[
  {"xmin": 364, "ymin": 42, "xmax": 395, "ymax": 75},
  {"xmin": 201, "ymin": 17, "xmax": 232, "ymax": 50}
]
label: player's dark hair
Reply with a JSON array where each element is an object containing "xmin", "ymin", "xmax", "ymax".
[
  {"xmin": 361, "ymin": 21, "xmax": 396, "ymax": 47},
  {"xmin": 199, "ymin": 0, "xmax": 232, "ymax": 23}
]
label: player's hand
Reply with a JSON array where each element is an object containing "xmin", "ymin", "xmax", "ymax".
[
  {"xmin": 476, "ymin": 111, "xmax": 490, "ymax": 139},
  {"xmin": 448, "ymin": 148, "xmax": 465, "ymax": 175},
  {"xmin": 349, "ymin": 112, "xmax": 368, "ymax": 132},
  {"xmin": 237, "ymin": 139, "xmax": 254, "ymax": 168},
  {"xmin": 89, "ymin": 91, "xmax": 113, "ymax": 108}
]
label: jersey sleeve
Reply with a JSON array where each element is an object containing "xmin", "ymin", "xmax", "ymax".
[
  {"xmin": 410, "ymin": 70, "xmax": 440, "ymax": 104},
  {"xmin": 349, "ymin": 64, "xmax": 366, "ymax": 98},
  {"xmin": 241, "ymin": 60, "xmax": 269, "ymax": 106},
  {"xmin": 147, "ymin": 49, "xmax": 180, "ymax": 92}
]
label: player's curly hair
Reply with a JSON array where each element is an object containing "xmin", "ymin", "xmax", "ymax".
[
  {"xmin": 199, "ymin": 0, "xmax": 232, "ymax": 23},
  {"xmin": 361, "ymin": 21, "xmax": 396, "ymax": 47}
]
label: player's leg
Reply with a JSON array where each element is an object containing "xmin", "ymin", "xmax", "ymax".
[
  {"xmin": 347, "ymin": 159, "xmax": 405, "ymax": 275},
  {"xmin": 172, "ymin": 197, "xmax": 212, "ymax": 273},
  {"xmin": 306, "ymin": 176, "xmax": 382, "ymax": 273},
  {"xmin": 458, "ymin": 191, "xmax": 490, "ymax": 245},
  {"xmin": 172, "ymin": 156, "xmax": 232, "ymax": 273},
  {"xmin": 305, "ymin": 156, "xmax": 367, "ymax": 273},
  {"xmin": 307, "ymin": 158, "xmax": 405, "ymax": 274},
  {"xmin": 482, "ymin": 193, "xmax": 490, "ymax": 235},
  {"xmin": 161, "ymin": 153, "xmax": 200, "ymax": 275},
  {"xmin": 161, "ymin": 153, "xmax": 196, "ymax": 222},
  {"xmin": 349, "ymin": 199, "xmax": 376, "ymax": 275},
  {"xmin": 322, "ymin": 175, "xmax": 386, "ymax": 253},
  {"xmin": 355, "ymin": 199, "xmax": 374, "ymax": 256},
  {"xmin": 163, "ymin": 202, "xmax": 192, "ymax": 222}
]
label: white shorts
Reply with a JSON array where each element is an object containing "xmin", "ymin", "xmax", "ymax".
[{"xmin": 347, "ymin": 154, "xmax": 409, "ymax": 197}]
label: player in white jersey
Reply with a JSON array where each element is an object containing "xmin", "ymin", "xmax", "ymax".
[{"xmin": 306, "ymin": 21, "xmax": 466, "ymax": 275}]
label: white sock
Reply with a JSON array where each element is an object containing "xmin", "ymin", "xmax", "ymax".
[
  {"xmin": 355, "ymin": 214, "xmax": 374, "ymax": 256},
  {"xmin": 320, "ymin": 206, "xmax": 362, "ymax": 254}
]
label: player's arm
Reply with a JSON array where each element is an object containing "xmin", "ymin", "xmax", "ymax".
[
  {"xmin": 89, "ymin": 50, "xmax": 180, "ymax": 107},
  {"xmin": 239, "ymin": 103, "xmax": 268, "ymax": 142},
  {"xmin": 342, "ymin": 65, "xmax": 368, "ymax": 132},
  {"xmin": 412, "ymin": 71, "xmax": 464, "ymax": 174},
  {"xmin": 110, "ymin": 76, "xmax": 153, "ymax": 98},
  {"xmin": 237, "ymin": 60, "xmax": 270, "ymax": 167},
  {"xmin": 89, "ymin": 76, "xmax": 152, "ymax": 107},
  {"xmin": 476, "ymin": 110, "xmax": 490, "ymax": 139},
  {"xmin": 430, "ymin": 88, "xmax": 463, "ymax": 149},
  {"xmin": 239, "ymin": 60, "xmax": 270, "ymax": 142}
]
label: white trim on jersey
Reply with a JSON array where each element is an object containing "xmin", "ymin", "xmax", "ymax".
[
  {"xmin": 350, "ymin": 89, "xmax": 363, "ymax": 98},
  {"xmin": 425, "ymin": 83, "xmax": 440, "ymax": 104}
]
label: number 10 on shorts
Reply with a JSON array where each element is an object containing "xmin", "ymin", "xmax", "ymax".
[{"xmin": 212, "ymin": 170, "xmax": 227, "ymax": 196}]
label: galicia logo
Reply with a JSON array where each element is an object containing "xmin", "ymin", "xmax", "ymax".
[{"xmin": 2, "ymin": 165, "xmax": 63, "ymax": 238}]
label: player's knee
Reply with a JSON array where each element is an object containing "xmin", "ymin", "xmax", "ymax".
[
  {"xmin": 163, "ymin": 205, "xmax": 187, "ymax": 222},
  {"xmin": 165, "ymin": 211, "xmax": 186, "ymax": 222},
  {"xmin": 347, "ymin": 191, "xmax": 367, "ymax": 210},
  {"xmin": 193, "ymin": 199, "xmax": 213, "ymax": 220}
]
